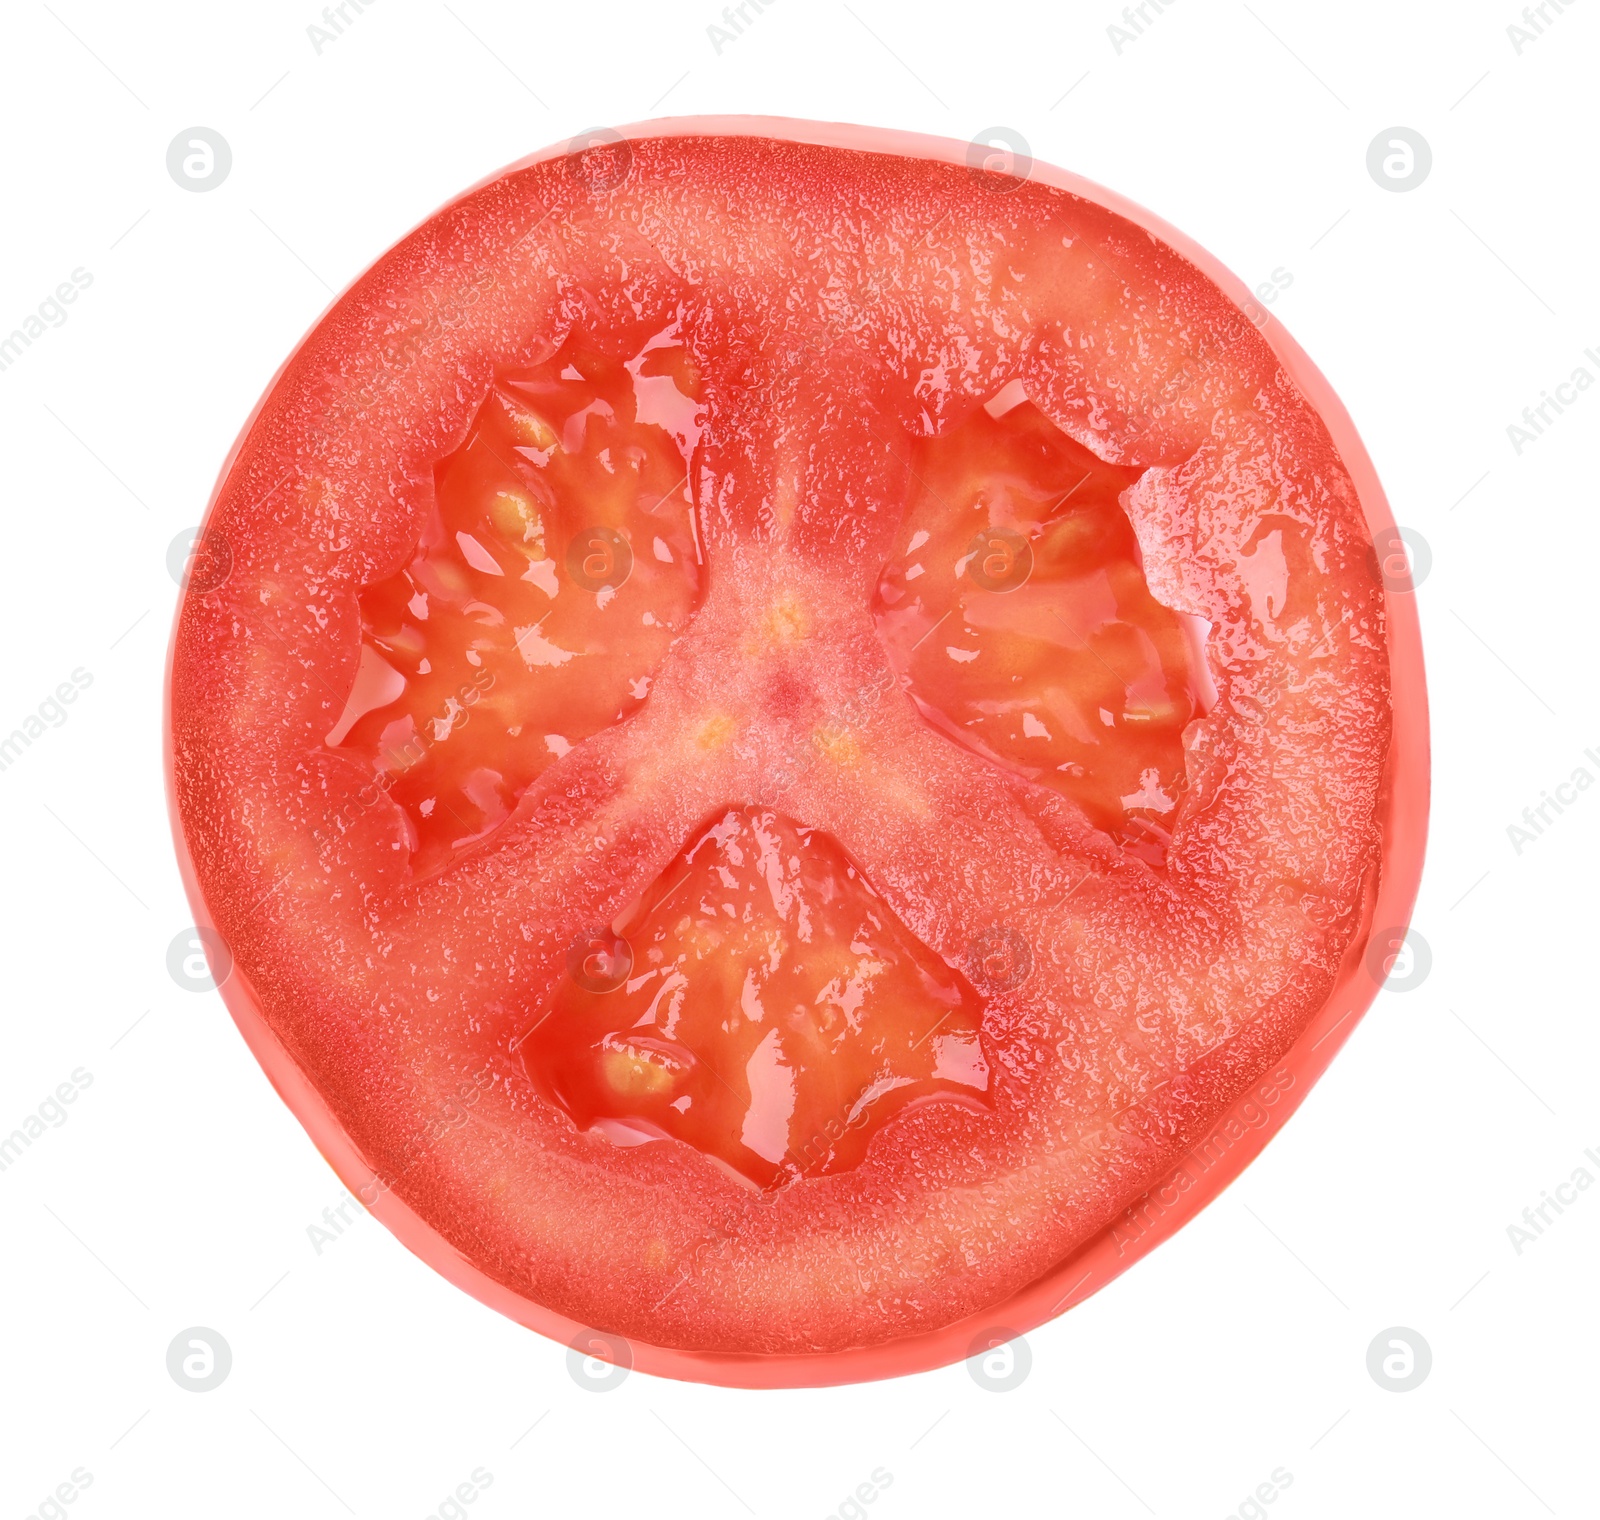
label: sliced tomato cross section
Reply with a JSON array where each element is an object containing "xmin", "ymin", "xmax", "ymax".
[{"xmin": 167, "ymin": 121, "xmax": 1426, "ymax": 1387}]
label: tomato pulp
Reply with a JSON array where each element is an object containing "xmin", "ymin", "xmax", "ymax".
[{"xmin": 167, "ymin": 120, "xmax": 1428, "ymax": 1386}]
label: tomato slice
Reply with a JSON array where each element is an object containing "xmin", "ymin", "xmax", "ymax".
[{"xmin": 167, "ymin": 120, "xmax": 1427, "ymax": 1386}]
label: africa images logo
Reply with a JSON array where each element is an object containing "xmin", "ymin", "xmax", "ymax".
[{"xmin": 0, "ymin": 269, "xmax": 93, "ymax": 374}]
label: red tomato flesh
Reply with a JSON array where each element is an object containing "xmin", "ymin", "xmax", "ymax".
[
  {"xmin": 168, "ymin": 124, "xmax": 1412, "ymax": 1378},
  {"xmin": 332, "ymin": 332, "xmax": 705, "ymax": 874},
  {"xmin": 875, "ymin": 391, "xmax": 1208, "ymax": 865},
  {"xmin": 523, "ymin": 805, "xmax": 991, "ymax": 1191}
]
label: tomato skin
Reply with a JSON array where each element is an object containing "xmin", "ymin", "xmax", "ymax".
[{"xmin": 166, "ymin": 117, "xmax": 1428, "ymax": 1387}]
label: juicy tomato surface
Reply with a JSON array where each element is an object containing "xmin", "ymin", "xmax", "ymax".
[{"xmin": 167, "ymin": 119, "xmax": 1427, "ymax": 1385}]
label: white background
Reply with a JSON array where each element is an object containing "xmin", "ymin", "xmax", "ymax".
[{"xmin": 1, "ymin": 1, "xmax": 1595, "ymax": 1516}]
